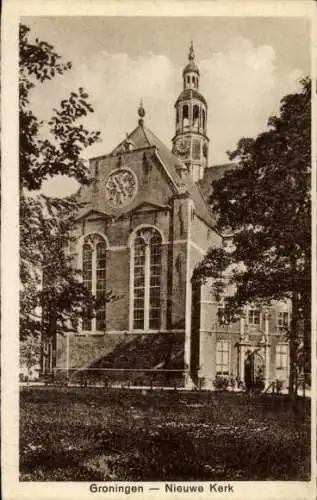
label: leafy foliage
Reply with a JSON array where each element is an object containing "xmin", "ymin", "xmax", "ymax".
[
  {"xmin": 20, "ymin": 335, "xmax": 41, "ymax": 379},
  {"xmin": 19, "ymin": 24, "xmax": 100, "ymax": 191},
  {"xmin": 19, "ymin": 24, "xmax": 107, "ymax": 343},
  {"xmin": 194, "ymin": 79, "xmax": 310, "ymax": 318},
  {"xmin": 193, "ymin": 79, "xmax": 311, "ymax": 392}
]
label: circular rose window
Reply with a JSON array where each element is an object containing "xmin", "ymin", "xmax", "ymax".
[{"xmin": 105, "ymin": 168, "xmax": 137, "ymax": 208}]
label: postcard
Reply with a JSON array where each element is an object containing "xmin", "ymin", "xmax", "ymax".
[{"xmin": 1, "ymin": 1, "xmax": 316, "ymax": 499}]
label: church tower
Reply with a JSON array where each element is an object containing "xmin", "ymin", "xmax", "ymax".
[{"xmin": 172, "ymin": 42, "xmax": 209, "ymax": 182}]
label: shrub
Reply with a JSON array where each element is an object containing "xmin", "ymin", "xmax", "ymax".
[
  {"xmin": 213, "ymin": 376, "xmax": 229, "ymax": 391},
  {"xmin": 275, "ymin": 379, "xmax": 284, "ymax": 394},
  {"xmin": 254, "ymin": 375, "xmax": 265, "ymax": 392}
]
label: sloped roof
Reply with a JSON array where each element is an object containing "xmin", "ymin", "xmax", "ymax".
[
  {"xmin": 123, "ymin": 125, "xmax": 184, "ymax": 189},
  {"xmin": 175, "ymin": 89, "xmax": 207, "ymax": 107},
  {"xmin": 183, "ymin": 60, "xmax": 200, "ymax": 76},
  {"xmin": 113, "ymin": 124, "xmax": 216, "ymax": 226},
  {"xmin": 198, "ymin": 163, "xmax": 237, "ymax": 200}
]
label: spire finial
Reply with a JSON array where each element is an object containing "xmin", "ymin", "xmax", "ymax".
[
  {"xmin": 138, "ymin": 98, "xmax": 145, "ymax": 125},
  {"xmin": 189, "ymin": 40, "xmax": 195, "ymax": 61}
]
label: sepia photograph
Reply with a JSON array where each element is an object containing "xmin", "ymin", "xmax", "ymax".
[{"xmin": 1, "ymin": 2, "xmax": 314, "ymax": 497}]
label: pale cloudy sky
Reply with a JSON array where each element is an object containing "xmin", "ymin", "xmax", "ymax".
[{"xmin": 23, "ymin": 16, "xmax": 310, "ymax": 197}]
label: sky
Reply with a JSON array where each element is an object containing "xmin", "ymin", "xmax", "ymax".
[{"xmin": 23, "ymin": 16, "xmax": 311, "ymax": 197}]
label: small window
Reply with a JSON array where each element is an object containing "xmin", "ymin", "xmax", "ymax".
[
  {"xmin": 182, "ymin": 104, "xmax": 189, "ymax": 129},
  {"xmin": 276, "ymin": 343, "xmax": 288, "ymax": 370},
  {"xmin": 277, "ymin": 311, "xmax": 290, "ymax": 331},
  {"xmin": 216, "ymin": 341, "xmax": 230, "ymax": 375},
  {"xmin": 217, "ymin": 299, "xmax": 232, "ymax": 326},
  {"xmin": 248, "ymin": 308, "xmax": 260, "ymax": 326}
]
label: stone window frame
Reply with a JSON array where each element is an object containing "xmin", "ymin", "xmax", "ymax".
[
  {"xmin": 275, "ymin": 342, "xmax": 289, "ymax": 371},
  {"xmin": 216, "ymin": 340, "xmax": 230, "ymax": 376},
  {"xmin": 78, "ymin": 232, "xmax": 109, "ymax": 334},
  {"xmin": 216, "ymin": 299, "xmax": 232, "ymax": 326},
  {"xmin": 277, "ymin": 310, "xmax": 290, "ymax": 333},
  {"xmin": 247, "ymin": 306, "xmax": 261, "ymax": 327},
  {"xmin": 128, "ymin": 225, "xmax": 165, "ymax": 332}
]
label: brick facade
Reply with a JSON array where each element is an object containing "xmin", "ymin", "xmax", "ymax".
[{"xmin": 53, "ymin": 46, "xmax": 291, "ymax": 391}]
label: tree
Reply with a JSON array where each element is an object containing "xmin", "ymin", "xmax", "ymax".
[
  {"xmin": 193, "ymin": 79, "xmax": 311, "ymax": 396},
  {"xmin": 20, "ymin": 334, "xmax": 41, "ymax": 381},
  {"xmin": 19, "ymin": 24, "xmax": 112, "ymax": 370},
  {"xmin": 19, "ymin": 23, "xmax": 100, "ymax": 191}
]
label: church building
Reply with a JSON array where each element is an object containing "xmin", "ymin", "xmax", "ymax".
[{"xmin": 52, "ymin": 43, "xmax": 291, "ymax": 390}]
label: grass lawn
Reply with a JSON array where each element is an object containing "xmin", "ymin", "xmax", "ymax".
[{"xmin": 20, "ymin": 386, "xmax": 310, "ymax": 481}]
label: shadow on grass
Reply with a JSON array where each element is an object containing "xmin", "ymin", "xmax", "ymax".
[{"xmin": 20, "ymin": 387, "xmax": 310, "ymax": 481}]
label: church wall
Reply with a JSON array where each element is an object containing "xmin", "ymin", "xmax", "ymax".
[
  {"xmin": 198, "ymin": 282, "xmax": 217, "ymax": 385},
  {"xmin": 169, "ymin": 197, "xmax": 190, "ymax": 329},
  {"xmin": 187, "ymin": 218, "xmax": 222, "ymax": 387},
  {"xmin": 105, "ymin": 218, "xmax": 131, "ymax": 247},
  {"xmin": 190, "ymin": 214, "xmax": 220, "ymax": 251},
  {"xmin": 87, "ymin": 151, "xmax": 177, "ymax": 217},
  {"xmin": 56, "ymin": 198, "xmax": 189, "ymax": 385},
  {"xmin": 169, "ymin": 241, "xmax": 187, "ymax": 329},
  {"xmin": 56, "ymin": 331, "xmax": 185, "ymax": 386},
  {"xmin": 82, "ymin": 218, "xmax": 106, "ymax": 235},
  {"xmin": 172, "ymin": 197, "xmax": 190, "ymax": 241}
]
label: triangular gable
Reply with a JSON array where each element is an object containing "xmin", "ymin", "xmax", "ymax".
[
  {"xmin": 95, "ymin": 122, "xmax": 215, "ymax": 227},
  {"xmin": 75, "ymin": 208, "xmax": 108, "ymax": 221},
  {"xmin": 111, "ymin": 125, "xmax": 151, "ymax": 156},
  {"xmin": 127, "ymin": 201, "xmax": 170, "ymax": 214},
  {"xmin": 110, "ymin": 125, "xmax": 181, "ymax": 194}
]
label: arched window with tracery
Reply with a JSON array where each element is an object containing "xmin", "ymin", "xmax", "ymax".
[
  {"xmin": 82, "ymin": 234, "xmax": 107, "ymax": 332},
  {"xmin": 132, "ymin": 228, "xmax": 162, "ymax": 330}
]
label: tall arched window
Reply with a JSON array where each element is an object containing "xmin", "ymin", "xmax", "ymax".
[
  {"xmin": 82, "ymin": 234, "xmax": 107, "ymax": 332},
  {"xmin": 132, "ymin": 228, "xmax": 162, "ymax": 330}
]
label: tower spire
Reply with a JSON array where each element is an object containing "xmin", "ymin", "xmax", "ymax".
[{"xmin": 188, "ymin": 40, "xmax": 195, "ymax": 61}]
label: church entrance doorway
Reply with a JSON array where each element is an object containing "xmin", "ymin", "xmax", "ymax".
[{"xmin": 244, "ymin": 349, "xmax": 265, "ymax": 391}]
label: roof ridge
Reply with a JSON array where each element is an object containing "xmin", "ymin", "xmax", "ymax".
[
  {"xmin": 110, "ymin": 125, "xmax": 140, "ymax": 155},
  {"xmin": 141, "ymin": 125, "xmax": 152, "ymax": 146}
]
